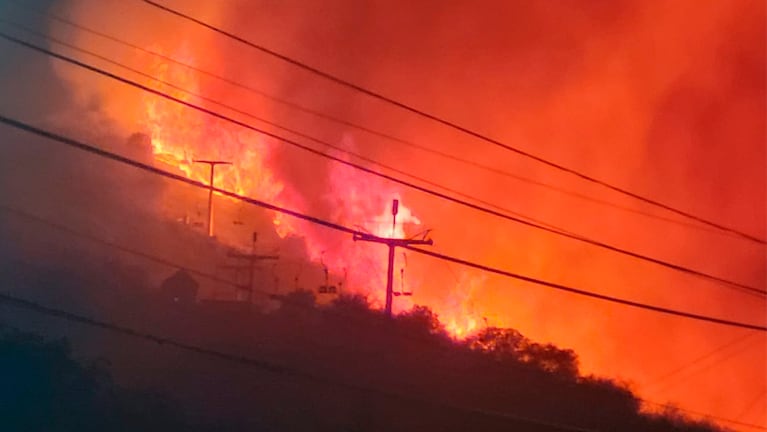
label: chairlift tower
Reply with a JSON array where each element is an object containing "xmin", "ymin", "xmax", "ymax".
[
  {"xmin": 193, "ymin": 159, "xmax": 232, "ymax": 237},
  {"xmin": 353, "ymin": 199, "xmax": 433, "ymax": 317},
  {"xmin": 222, "ymin": 232, "xmax": 279, "ymax": 302}
]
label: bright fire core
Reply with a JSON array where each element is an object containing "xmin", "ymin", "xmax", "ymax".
[{"xmin": 140, "ymin": 47, "xmax": 484, "ymax": 337}]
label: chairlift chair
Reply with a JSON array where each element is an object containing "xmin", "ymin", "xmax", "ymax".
[
  {"xmin": 317, "ymin": 256, "xmax": 337, "ymax": 295},
  {"xmin": 400, "ymin": 254, "xmax": 412, "ymax": 296},
  {"xmin": 396, "ymin": 267, "xmax": 413, "ymax": 296}
]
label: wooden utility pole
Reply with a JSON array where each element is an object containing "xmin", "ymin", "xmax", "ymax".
[
  {"xmin": 193, "ymin": 159, "xmax": 232, "ymax": 237},
  {"xmin": 353, "ymin": 199, "xmax": 433, "ymax": 317},
  {"xmin": 222, "ymin": 232, "xmax": 279, "ymax": 302}
]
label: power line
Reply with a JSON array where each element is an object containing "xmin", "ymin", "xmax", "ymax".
[
  {"xmin": 2, "ymin": 208, "xmax": 760, "ymax": 432},
  {"xmin": 0, "ymin": 205, "xmax": 248, "ymax": 292},
  {"xmin": 1, "ymin": 32, "xmax": 762, "ymax": 299},
  {"xmin": 5, "ymin": 15, "xmax": 741, "ymax": 243},
  {"xmin": 650, "ymin": 338, "xmax": 761, "ymax": 396},
  {"xmin": 0, "ymin": 291, "xmax": 594, "ymax": 432},
  {"xmin": 0, "ymin": 202, "xmax": 503, "ymax": 363},
  {"xmin": 0, "ymin": 3, "xmax": 739, "ymax": 240},
  {"xmin": 639, "ymin": 336, "xmax": 767, "ymax": 430},
  {"xmin": 0, "ymin": 203, "xmax": 458, "ymax": 353},
  {"xmin": 0, "ymin": 114, "xmax": 765, "ymax": 332},
  {"xmin": 737, "ymin": 389, "xmax": 767, "ymax": 423},
  {"xmin": 640, "ymin": 400, "xmax": 767, "ymax": 431},
  {"xmin": 400, "ymin": 245, "xmax": 767, "ymax": 332},
  {"xmin": 642, "ymin": 332, "xmax": 758, "ymax": 390},
  {"xmin": 0, "ymin": 19, "xmax": 575, "ymax": 240},
  {"xmin": 139, "ymin": 0, "xmax": 766, "ymax": 245},
  {"xmin": 1, "ymin": 206, "xmax": 760, "ymax": 429}
]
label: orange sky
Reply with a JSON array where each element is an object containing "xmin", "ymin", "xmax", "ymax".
[{"xmin": 26, "ymin": 0, "xmax": 767, "ymax": 428}]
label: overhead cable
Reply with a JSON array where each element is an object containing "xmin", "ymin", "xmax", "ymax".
[
  {"xmin": 0, "ymin": 113, "xmax": 765, "ymax": 331},
  {"xmin": 139, "ymin": 0, "xmax": 766, "ymax": 245},
  {"xmin": 0, "ymin": 32, "xmax": 762, "ymax": 297}
]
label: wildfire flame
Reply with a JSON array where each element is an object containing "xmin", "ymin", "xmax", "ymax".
[
  {"xmin": 139, "ymin": 46, "xmax": 485, "ymax": 336},
  {"xmin": 142, "ymin": 46, "xmax": 284, "ymax": 201},
  {"xmin": 50, "ymin": 0, "xmax": 767, "ymax": 425}
]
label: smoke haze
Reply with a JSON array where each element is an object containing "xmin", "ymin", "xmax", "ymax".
[{"xmin": 0, "ymin": 0, "xmax": 764, "ymax": 426}]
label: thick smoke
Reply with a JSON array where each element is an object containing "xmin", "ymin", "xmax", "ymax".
[
  {"xmin": 0, "ymin": 0, "xmax": 764, "ymax": 426},
  {"xmin": 209, "ymin": 1, "xmax": 765, "ymax": 423}
]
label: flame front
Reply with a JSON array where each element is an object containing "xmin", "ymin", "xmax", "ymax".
[
  {"xmin": 138, "ymin": 46, "xmax": 484, "ymax": 335},
  {"xmin": 142, "ymin": 47, "xmax": 285, "ymax": 219},
  {"xmin": 49, "ymin": 0, "xmax": 767, "ymax": 426}
]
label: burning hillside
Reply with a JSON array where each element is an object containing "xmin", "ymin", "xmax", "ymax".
[{"xmin": 0, "ymin": 0, "xmax": 763, "ymax": 428}]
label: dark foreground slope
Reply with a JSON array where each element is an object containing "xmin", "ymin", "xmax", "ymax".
[{"xmin": 0, "ymin": 257, "xmax": 722, "ymax": 432}]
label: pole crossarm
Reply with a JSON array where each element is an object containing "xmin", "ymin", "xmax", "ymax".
[
  {"xmin": 353, "ymin": 232, "xmax": 434, "ymax": 247},
  {"xmin": 192, "ymin": 159, "xmax": 232, "ymax": 237},
  {"xmin": 193, "ymin": 160, "xmax": 233, "ymax": 166},
  {"xmin": 352, "ymin": 200, "xmax": 434, "ymax": 317},
  {"xmin": 222, "ymin": 233, "xmax": 280, "ymax": 302}
]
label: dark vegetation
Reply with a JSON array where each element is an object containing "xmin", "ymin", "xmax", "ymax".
[
  {"xmin": 0, "ymin": 327, "xmax": 216, "ymax": 432},
  {"xmin": 0, "ymin": 5, "xmax": 754, "ymax": 430},
  {"xmin": 0, "ymin": 252, "xmax": 724, "ymax": 432}
]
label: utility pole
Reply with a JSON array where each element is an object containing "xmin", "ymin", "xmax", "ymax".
[
  {"xmin": 193, "ymin": 159, "xmax": 232, "ymax": 237},
  {"xmin": 353, "ymin": 199, "xmax": 433, "ymax": 317},
  {"xmin": 222, "ymin": 232, "xmax": 279, "ymax": 302}
]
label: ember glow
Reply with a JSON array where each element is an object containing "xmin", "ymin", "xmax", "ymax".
[
  {"xmin": 43, "ymin": 0, "xmax": 767, "ymax": 428},
  {"xmin": 140, "ymin": 47, "xmax": 434, "ymax": 313},
  {"xmin": 143, "ymin": 47, "xmax": 284, "ymax": 201}
]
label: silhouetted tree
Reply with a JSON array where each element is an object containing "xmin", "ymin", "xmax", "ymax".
[
  {"xmin": 329, "ymin": 293, "xmax": 372, "ymax": 314},
  {"xmin": 466, "ymin": 327, "xmax": 579, "ymax": 377},
  {"xmin": 0, "ymin": 326, "xmax": 211, "ymax": 432},
  {"xmin": 0, "ymin": 253, "xmax": 727, "ymax": 432},
  {"xmin": 278, "ymin": 289, "xmax": 317, "ymax": 313},
  {"xmin": 395, "ymin": 305, "xmax": 448, "ymax": 339}
]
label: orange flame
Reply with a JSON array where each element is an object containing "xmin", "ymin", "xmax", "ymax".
[{"xmin": 138, "ymin": 46, "xmax": 489, "ymax": 337}]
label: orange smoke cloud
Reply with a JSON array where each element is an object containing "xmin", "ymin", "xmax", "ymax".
[{"xmin": 44, "ymin": 0, "xmax": 766, "ymax": 427}]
